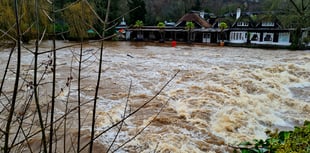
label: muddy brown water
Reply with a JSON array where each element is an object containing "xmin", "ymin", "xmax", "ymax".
[{"xmin": 0, "ymin": 41, "xmax": 309, "ymax": 152}]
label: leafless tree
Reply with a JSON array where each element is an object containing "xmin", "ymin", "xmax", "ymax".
[{"xmin": 0, "ymin": 0, "xmax": 178, "ymax": 152}]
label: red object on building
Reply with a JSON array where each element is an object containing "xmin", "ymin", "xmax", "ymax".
[
  {"xmin": 118, "ymin": 29, "xmax": 125, "ymax": 33},
  {"xmin": 171, "ymin": 41, "xmax": 177, "ymax": 47}
]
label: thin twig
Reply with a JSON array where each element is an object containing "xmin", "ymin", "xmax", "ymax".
[
  {"xmin": 38, "ymin": 27, "xmax": 47, "ymax": 45},
  {"xmin": 83, "ymin": 0, "xmax": 105, "ymax": 24},
  {"xmin": 89, "ymin": 0, "xmax": 111, "ymax": 152},
  {"xmin": 77, "ymin": 28, "xmax": 84, "ymax": 153},
  {"xmin": 33, "ymin": 0, "xmax": 48, "ymax": 151},
  {"xmin": 0, "ymin": 45, "xmax": 15, "ymax": 97},
  {"xmin": 80, "ymin": 70, "xmax": 180, "ymax": 152},
  {"xmin": 112, "ymin": 98, "xmax": 170, "ymax": 152},
  {"xmin": 53, "ymin": 0, "xmax": 82, "ymax": 13},
  {"xmin": 11, "ymin": 99, "xmax": 95, "ymax": 149},
  {"xmin": 4, "ymin": 0, "xmax": 22, "ymax": 152},
  {"xmin": 106, "ymin": 80, "xmax": 132, "ymax": 152},
  {"xmin": 153, "ymin": 142, "xmax": 159, "ymax": 153},
  {"xmin": 0, "ymin": 29, "xmax": 17, "ymax": 42},
  {"xmin": 37, "ymin": 34, "xmax": 116, "ymax": 55},
  {"xmin": 10, "ymin": 93, "xmax": 34, "ymax": 150},
  {"xmin": 22, "ymin": 22, "xmax": 35, "ymax": 35},
  {"xmin": 49, "ymin": 0, "xmax": 57, "ymax": 151}
]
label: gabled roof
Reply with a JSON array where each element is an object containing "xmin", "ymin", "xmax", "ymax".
[
  {"xmin": 231, "ymin": 14, "xmax": 255, "ymax": 28},
  {"xmin": 254, "ymin": 15, "xmax": 282, "ymax": 28},
  {"xmin": 212, "ymin": 17, "xmax": 235, "ymax": 28},
  {"xmin": 175, "ymin": 12, "xmax": 212, "ymax": 28}
]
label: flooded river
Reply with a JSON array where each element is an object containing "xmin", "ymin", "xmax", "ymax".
[{"xmin": 1, "ymin": 41, "xmax": 309, "ymax": 152}]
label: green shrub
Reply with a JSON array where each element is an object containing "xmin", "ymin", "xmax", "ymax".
[
  {"xmin": 303, "ymin": 37, "xmax": 310, "ymax": 46},
  {"xmin": 234, "ymin": 121, "xmax": 310, "ymax": 153}
]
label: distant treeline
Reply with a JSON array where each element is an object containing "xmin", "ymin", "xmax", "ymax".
[{"xmin": 0, "ymin": 0, "xmax": 309, "ymax": 47}]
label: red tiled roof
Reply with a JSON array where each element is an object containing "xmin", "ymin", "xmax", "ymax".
[{"xmin": 175, "ymin": 12, "xmax": 212, "ymax": 28}]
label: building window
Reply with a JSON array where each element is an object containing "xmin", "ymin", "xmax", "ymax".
[
  {"xmin": 250, "ymin": 32, "xmax": 260, "ymax": 41},
  {"xmin": 230, "ymin": 31, "xmax": 247, "ymax": 42},
  {"xmin": 263, "ymin": 33, "xmax": 273, "ymax": 42},
  {"xmin": 278, "ymin": 32, "xmax": 290, "ymax": 43},
  {"xmin": 262, "ymin": 22, "xmax": 275, "ymax": 27},
  {"xmin": 237, "ymin": 22, "xmax": 249, "ymax": 27}
]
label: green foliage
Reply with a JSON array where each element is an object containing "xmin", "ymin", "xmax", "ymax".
[
  {"xmin": 0, "ymin": 2, "xmax": 15, "ymax": 39},
  {"xmin": 234, "ymin": 121, "xmax": 310, "ymax": 153},
  {"xmin": 0, "ymin": 0, "xmax": 50, "ymax": 43},
  {"xmin": 264, "ymin": 0, "xmax": 310, "ymax": 49},
  {"xmin": 157, "ymin": 22, "xmax": 165, "ymax": 28},
  {"xmin": 219, "ymin": 3, "xmax": 240, "ymax": 15},
  {"xmin": 302, "ymin": 37, "xmax": 310, "ymax": 45},
  {"xmin": 250, "ymin": 15, "xmax": 258, "ymax": 23},
  {"xmin": 185, "ymin": 21, "xmax": 194, "ymax": 42},
  {"xmin": 276, "ymin": 121, "xmax": 310, "ymax": 153},
  {"xmin": 127, "ymin": 0, "xmax": 146, "ymax": 25},
  {"xmin": 134, "ymin": 20, "xmax": 143, "ymax": 28},
  {"xmin": 192, "ymin": 0, "xmax": 202, "ymax": 11},
  {"xmin": 54, "ymin": 23, "xmax": 69, "ymax": 33},
  {"xmin": 219, "ymin": 22, "xmax": 228, "ymax": 41},
  {"xmin": 144, "ymin": 1, "xmax": 194, "ymax": 25},
  {"xmin": 219, "ymin": 22, "xmax": 228, "ymax": 30},
  {"xmin": 157, "ymin": 21, "xmax": 165, "ymax": 41},
  {"xmin": 185, "ymin": 21, "xmax": 195, "ymax": 30},
  {"xmin": 63, "ymin": 1, "xmax": 97, "ymax": 39}
]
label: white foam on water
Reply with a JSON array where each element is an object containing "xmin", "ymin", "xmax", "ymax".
[{"xmin": 1, "ymin": 41, "xmax": 309, "ymax": 152}]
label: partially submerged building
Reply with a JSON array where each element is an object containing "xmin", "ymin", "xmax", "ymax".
[
  {"xmin": 228, "ymin": 9, "xmax": 292, "ymax": 46},
  {"xmin": 123, "ymin": 9, "xmax": 309, "ymax": 48}
]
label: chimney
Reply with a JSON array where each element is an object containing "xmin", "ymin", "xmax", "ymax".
[
  {"xmin": 236, "ymin": 8, "xmax": 241, "ymax": 19},
  {"xmin": 120, "ymin": 17, "xmax": 126, "ymax": 26},
  {"xmin": 200, "ymin": 11, "xmax": 205, "ymax": 18}
]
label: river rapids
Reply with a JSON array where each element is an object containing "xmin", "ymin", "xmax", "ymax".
[{"xmin": 0, "ymin": 41, "xmax": 309, "ymax": 152}]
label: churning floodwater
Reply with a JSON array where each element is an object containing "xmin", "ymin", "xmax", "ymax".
[{"xmin": 0, "ymin": 41, "xmax": 309, "ymax": 152}]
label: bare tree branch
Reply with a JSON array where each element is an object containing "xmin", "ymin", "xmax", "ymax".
[
  {"xmin": 83, "ymin": 0, "xmax": 105, "ymax": 24},
  {"xmin": 0, "ymin": 29, "xmax": 17, "ymax": 42},
  {"xmin": 289, "ymin": 0, "xmax": 303, "ymax": 15},
  {"xmin": 53, "ymin": 0, "xmax": 82, "ymax": 13},
  {"xmin": 80, "ymin": 70, "xmax": 180, "ymax": 152},
  {"xmin": 89, "ymin": 0, "xmax": 111, "ymax": 151},
  {"xmin": 106, "ymin": 80, "xmax": 132, "ymax": 152},
  {"xmin": 4, "ymin": 0, "xmax": 22, "ymax": 151},
  {"xmin": 33, "ymin": 0, "xmax": 48, "ymax": 151},
  {"xmin": 0, "ymin": 45, "xmax": 16, "ymax": 97},
  {"xmin": 112, "ymin": 98, "xmax": 170, "ymax": 152}
]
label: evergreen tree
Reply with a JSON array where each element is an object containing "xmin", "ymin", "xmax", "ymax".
[
  {"xmin": 265, "ymin": 0, "xmax": 310, "ymax": 49},
  {"xmin": 108, "ymin": 0, "xmax": 125, "ymax": 27},
  {"xmin": 192, "ymin": 0, "xmax": 202, "ymax": 10},
  {"xmin": 127, "ymin": 0, "xmax": 146, "ymax": 25},
  {"xmin": 88, "ymin": 0, "xmax": 124, "ymax": 35}
]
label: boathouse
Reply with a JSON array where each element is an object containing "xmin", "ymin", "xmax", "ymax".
[
  {"xmin": 122, "ymin": 9, "xmax": 309, "ymax": 48},
  {"xmin": 227, "ymin": 8, "xmax": 292, "ymax": 46},
  {"xmin": 126, "ymin": 11, "xmax": 223, "ymax": 43}
]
